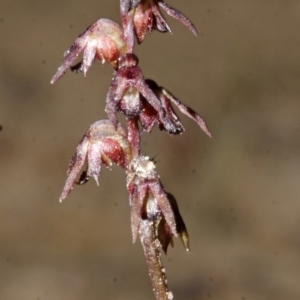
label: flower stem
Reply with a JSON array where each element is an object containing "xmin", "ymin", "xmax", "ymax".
[
  {"xmin": 126, "ymin": 117, "xmax": 140, "ymax": 157},
  {"xmin": 139, "ymin": 219, "xmax": 173, "ymax": 300}
]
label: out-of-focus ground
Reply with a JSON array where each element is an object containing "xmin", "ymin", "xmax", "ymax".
[{"xmin": 1, "ymin": 1, "xmax": 300, "ymax": 299}]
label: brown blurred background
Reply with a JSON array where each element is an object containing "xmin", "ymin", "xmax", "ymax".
[{"xmin": 1, "ymin": 1, "xmax": 300, "ymax": 299}]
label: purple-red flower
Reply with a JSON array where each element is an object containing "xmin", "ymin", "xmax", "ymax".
[
  {"xmin": 105, "ymin": 53, "xmax": 181, "ymax": 134},
  {"xmin": 126, "ymin": 156, "xmax": 189, "ymax": 253},
  {"xmin": 59, "ymin": 120, "xmax": 131, "ymax": 202},
  {"xmin": 105, "ymin": 53, "xmax": 211, "ymax": 136},
  {"xmin": 126, "ymin": 156, "xmax": 177, "ymax": 243},
  {"xmin": 51, "ymin": 19, "xmax": 127, "ymax": 84},
  {"xmin": 126, "ymin": 0, "xmax": 197, "ymax": 43}
]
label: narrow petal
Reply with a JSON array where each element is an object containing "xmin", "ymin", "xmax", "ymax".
[
  {"xmin": 160, "ymin": 93, "xmax": 184, "ymax": 133},
  {"xmin": 59, "ymin": 138, "xmax": 89, "ymax": 202},
  {"xmin": 139, "ymin": 99, "xmax": 158, "ymax": 132},
  {"xmin": 151, "ymin": 4, "xmax": 171, "ymax": 33},
  {"xmin": 157, "ymin": 218, "xmax": 174, "ymax": 254},
  {"xmin": 149, "ymin": 182, "xmax": 177, "ymax": 237},
  {"xmin": 87, "ymin": 143, "xmax": 103, "ymax": 185},
  {"xmin": 81, "ymin": 41, "xmax": 97, "ymax": 77},
  {"xmin": 162, "ymin": 88, "xmax": 212, "ymax": 137},
  {"xmin": 130, "ymin": 184, "xmax": 148, "ymax": 243},
  {"xmin": 159, "ymin": 1, "xmax": 197, "ymax": 36},
  {"xmin": 51, "ymin": 36, "xmax": 88, "ymax": 84},
  {"xmin": 133, "ymin": 2, "xmax": 152, "ymax": 43},
  {"xmin": 135, "ymin": 75, "xmax": 178, "ymax": 134},
  {"xmin": 166, "ymin": 192, "xmax": 190, "ymax": 252}
]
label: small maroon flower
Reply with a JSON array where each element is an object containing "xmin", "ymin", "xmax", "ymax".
[
  {"xmin": 131, "ymin": 0, "xmax": 197, "ymax": 43},
  {"xmin": 106, "ymin": 55, "xmax": 211, "ymax": 136},
  {"xmin": 105, "ymin": 53, "xmax": 181, "ymax": 134},
  {"xmin": 59, "ymin": 120, "xmax": 131, "ymax": 202},
  {"xmin": 126, "ymin": 156, "xmax": 177, "ymax": 243},
  {"xmin": 51, "ymin": 19, "xmax": 127, "ymax": 84},
  {"xmin": 127, "ymin": 156, "xmax": 189, "ymax": 254}
]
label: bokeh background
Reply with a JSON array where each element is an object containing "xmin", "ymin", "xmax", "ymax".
[{"xmin": 1, "ymin": 1, "xmax": 300, "ymax": 299}]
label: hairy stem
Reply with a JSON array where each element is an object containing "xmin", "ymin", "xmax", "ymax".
[
  {"xmin": 127, "ymin": 117, "xmax": 141, "ymax": 157},
  {"xmin": 139, "ymin": 219, "xmax": 173, "ymax": 300},
  {"xmin": 121, "ymin": 8, "xmax": 135, "ymax": 53}
]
